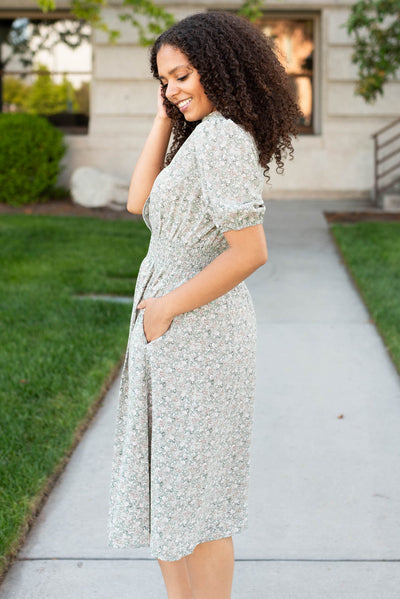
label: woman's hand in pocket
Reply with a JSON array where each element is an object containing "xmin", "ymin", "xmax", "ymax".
[{"xmin": 137, "ymin": 296, "xmax": 174, "ymax": 343}]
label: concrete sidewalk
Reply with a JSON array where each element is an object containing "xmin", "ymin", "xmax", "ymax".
[{"xmin": 1, "ymin": 200, "xmax": 400, "ymax": 598}]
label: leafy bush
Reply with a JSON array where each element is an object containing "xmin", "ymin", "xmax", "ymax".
[
  {"xmin": 2, "ymin": 76, "xmax": 30, "ymax": 112},
  {"xmin": 0, "ymin": 113, "xmax": 66, "ymax": 206}
]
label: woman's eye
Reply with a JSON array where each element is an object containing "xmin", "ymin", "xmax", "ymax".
[{"xmin": 177, "ymin": 75, "xmax": 188, "ymax": 82}]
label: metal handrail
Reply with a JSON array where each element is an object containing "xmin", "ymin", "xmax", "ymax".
[
  {"xmin": 378, "ymin": 160, "xmax": 400, "ymax": 181},
  {"xmin": 376, "ymin": 131, "xmax": 400, "ymax": 151},
  {"xmin": 372, "ymin": 117, "xmax": 400, "ymax": 205},
  {"xmin": 379, "ymin": 175, "xmax": 400, "ymax": 195},
  {"xmin": 372, "ymin": 116, "xmax": 400, "ymax": 139},
  {"xmin": 377, "ymin": 147, "xmax": 400, "ymax": 165}
]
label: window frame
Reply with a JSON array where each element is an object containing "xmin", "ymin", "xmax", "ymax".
[{"xmin": 256, "ymin": 10, "xmax": 321, "ymax": 136}]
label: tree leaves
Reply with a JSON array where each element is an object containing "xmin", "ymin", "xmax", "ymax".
[
  {"xmin": 37, "ymin": 0, "xmax": 175, "ymax": 46},
  {"xmin": 345, "ymin": 0, "xmax": 400, "ymax": 102}
]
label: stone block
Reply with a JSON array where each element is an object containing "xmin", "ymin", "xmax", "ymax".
[
  {"xmin": 91, "ymin": 80, "xmax": 158, "ymax": 115},
  {"xmin": 167, "ymin": 5, "xmax": 206, "ymax": 20},
  {"xmin": 328, "ymin": 46, "xmax": 358, "ymax": 80},
  {"xmin": 70, "ymin": 166, "xmax": 130, "ymax": 210},
  {"xmin": 328, "ymin": 82, "xmax": 400, "ymax": 117},
  {"xmin": 93, "ymin": 45, "xmax": 152, "ymax": 80},
  {"xmin": 93, "ymin": 4, "xmax": 205, "ymax": 45},
  {"xmin": 89, "ymin": 115, "xmax": 155, "ymax": 138},
  {"xmin": 58, "ymin": 133, "xmax": 150, "ymax": 189},
  {"xmin": 0, "ymin": 0, "xmax": 71, "ymax": 8},
  {"xmin": 326, "ymin": 8, "xmax": 352, "ymax": 45},
  {"xmin": 382, "ymin": 193, "xmax": 400, "ymax": 212},
  {"xmin": 265, "ymin": 127, "xmax": 374, "ymax": 193},
  {"xmin": 93, "ymin": 8, "xmax": 142, "ymax": 45}
]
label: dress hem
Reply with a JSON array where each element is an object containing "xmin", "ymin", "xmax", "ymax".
[{"xmin": 107, "ymin": 521, "xmax": 249, "ymax": 562}]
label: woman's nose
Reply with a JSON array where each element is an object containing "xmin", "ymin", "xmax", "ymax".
[{"xmin": 165, "ymin": 80, "xmax": 179, "ymax": 101}]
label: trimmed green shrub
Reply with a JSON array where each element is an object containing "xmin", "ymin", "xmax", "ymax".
[{"xmin": 0, "ymin": 113, "xmax": 66, "ymax": 207}]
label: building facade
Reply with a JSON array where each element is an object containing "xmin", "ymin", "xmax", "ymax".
[{"xmin": 1, "ymin": 0, "xmax": 399, "ymax": 200}]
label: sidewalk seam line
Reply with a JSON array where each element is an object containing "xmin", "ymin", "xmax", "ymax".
[{"xmin": 17, "ymin": 557, "xmax": 400, "ymax": 563}]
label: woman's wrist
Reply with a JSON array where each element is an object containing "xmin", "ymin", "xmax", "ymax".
[
  {"xmin": 159, "ymin": 292, "xmax": 179, "ymax": 320},
  {"xmin": 154, "ymin": 113, "xmax": 173, "ymax": 130}
]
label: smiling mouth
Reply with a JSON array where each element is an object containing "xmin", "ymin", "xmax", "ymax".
[{"xmin": 177, "ymin": 98, "xmax": 192, "ymax": 109}]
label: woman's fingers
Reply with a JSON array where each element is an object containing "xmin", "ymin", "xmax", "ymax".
[
  {"xmin": 157, "ymin": 84, "xmax": 169, "ymax": 119},
  {"xmin": 139, "ymin": 296, "xmax": 173, "ymax": 342}
]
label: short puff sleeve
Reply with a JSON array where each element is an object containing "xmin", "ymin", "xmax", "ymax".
[{"xmin": 194, "ymin": 115, "xmax": 266, "ymax": 233}]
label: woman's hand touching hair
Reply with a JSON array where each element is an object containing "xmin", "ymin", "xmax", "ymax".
[
  {"xmin": 157, "ymin": 83, "xmax": 170, "ymax": 121},
  {"xmin": 126, "ymin": 84, "xmax": 172, "ymax": 214}
]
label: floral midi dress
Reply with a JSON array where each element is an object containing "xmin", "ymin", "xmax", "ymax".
[{"xmin": 107, "ymin": 110, "xmax": 266, "ymax": 561}]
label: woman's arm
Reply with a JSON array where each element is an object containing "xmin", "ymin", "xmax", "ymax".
[
  {"xmin": 127, "ymin": 86, "xmax": 173, "ymax": 214},
  {"xmin": 138, "ymin": 224, "xmax": 267, "ymax": 342}
]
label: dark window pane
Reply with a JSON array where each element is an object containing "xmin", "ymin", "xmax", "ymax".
[{"xmin": 259, "ymin": 18, "xmax": 314, "ymax": 133}]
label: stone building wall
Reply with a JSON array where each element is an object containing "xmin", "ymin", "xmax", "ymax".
[{"xmin": 1, "ymin": 0, "xmax": 399, "ymax": 199}]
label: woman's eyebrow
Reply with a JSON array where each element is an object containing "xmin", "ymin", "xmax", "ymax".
[{"xmin": 159, "ymin": 65, "xmax": 192, "ymax": 79}]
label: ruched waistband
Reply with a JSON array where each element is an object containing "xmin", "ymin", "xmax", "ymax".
[{"xmin": 146, "ymin": 237, "xmax": 222, "ymax": 274}]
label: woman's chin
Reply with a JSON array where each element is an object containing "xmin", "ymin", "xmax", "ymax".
[
  {"xmin": 182, "ymin": 109, "xmax": 195, "ymax": 121},
  {"xmin": 183, "ymin": 110, "xmax": 206, "ymax": 122}
]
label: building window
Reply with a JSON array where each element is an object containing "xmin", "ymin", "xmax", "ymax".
[
  {"xmin": 1, "ymin": 17, "xmax": 92, "ymax": 135},
  {"xmin": 258, "ymin": 15, "xmax": 317, "ymax": 134}
]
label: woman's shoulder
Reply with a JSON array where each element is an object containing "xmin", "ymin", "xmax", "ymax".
[
  {"xmin": 195, "ymin": 111, "xmax": 250, "ymax": 139},
  {"xmin": 192, "ymin": 112, "xmax": 258, "ymax": 159}
]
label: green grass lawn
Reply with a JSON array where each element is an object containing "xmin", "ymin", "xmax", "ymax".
[
  {"xmin": 0, "ymin": 214, "xmax": 150, "ymax": 576},
  {"xmin": 331, "ymin": 222, "xmax": 400, "ymax": 373}
]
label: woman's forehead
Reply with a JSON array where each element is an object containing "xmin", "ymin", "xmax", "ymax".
[{"xmin": 156, "ymin": 45, "xmax": 191, "ymax": 75}]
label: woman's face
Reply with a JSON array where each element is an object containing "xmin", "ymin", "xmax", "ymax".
[{"xmin": 156, "ymin": 44, "xmax": 215, "ymax": 121}]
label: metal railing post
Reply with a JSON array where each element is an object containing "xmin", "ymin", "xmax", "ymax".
[
  {"xmin": 373, "ymin": 134, "xmax": 378, "ymax": 205},
  {"xmin": 372, "ymin": 117, "xmax": 400, "ymax": 208}
]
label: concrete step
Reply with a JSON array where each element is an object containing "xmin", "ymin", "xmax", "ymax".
[{"xmin": 382, "ymin": 192, "xmax": 400, "ymax": 212}]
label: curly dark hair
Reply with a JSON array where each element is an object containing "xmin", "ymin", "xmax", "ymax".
[{"xmin": 150, "ymin": 11, "xmax": 302, "ymax": 179}]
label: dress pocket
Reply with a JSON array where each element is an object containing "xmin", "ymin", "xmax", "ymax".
[
  {"xmin": 141, "ymin": 310, "xmax": 172, "ymax": 347},
  {"xmin": 146, "ymin": 333, "xmax": 167, "ymax": 347}
]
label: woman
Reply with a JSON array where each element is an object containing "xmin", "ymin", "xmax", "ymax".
[{"xmin": 107, "ymin": 11, "xmax": 301, "ymax": 599}]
